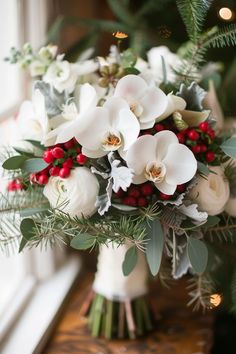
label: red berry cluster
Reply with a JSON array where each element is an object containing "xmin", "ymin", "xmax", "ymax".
[
  {"xmin": 31, "ymin": 139, "xmax": 88, "ymax": 186},
  {"xmin": 176, "ymin": 122, "xmax": 217, "ymax": 164},
  {"xmin": 7, "ymin": 178, "xmax": 24, "ymax": 192},
  {"xmin": 113, "ymin": 182, "xmax": 187, "ymax": 207}
]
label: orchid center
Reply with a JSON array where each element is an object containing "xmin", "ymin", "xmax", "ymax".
[
  {"xmin": 145, "ymin": 161, "xmax": 166, "ymax": 183},
  {"xmin": 102, "ymin": 132, "xmax": 122, "ymax": 151},
  {"xmin": 129, "ymin": 100, "xmax": 143, "ymax": 118}
]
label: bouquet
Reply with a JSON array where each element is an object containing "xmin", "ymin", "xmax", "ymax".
[{"xmin": 1, "ymin": 1, "xmax": 236, "ymax": 340}]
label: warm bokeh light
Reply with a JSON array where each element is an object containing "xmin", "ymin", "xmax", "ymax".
[
  {"xmin": 219, "ymin": 7, "xmax": 234, "ymax": 21},
  {"xmin": 210, "ymin": 293, "xmax": 222, "ymax": 308},
  {"xmin": 112, "ymin": 31, "xmax": 128, "ymax": 39}
]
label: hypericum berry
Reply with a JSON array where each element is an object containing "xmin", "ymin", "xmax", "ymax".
[
  {"xmin": 140, "ymin": 183, "xmax": 154, "ymax": 196},
  {"xmin": 142, "ymin": 129, "xmax": 153, "ymax": 135},
  {"xmin": 154, "ymin": 123, "xmax": 165, "ymax": 132},
  {"xmin": 137, "ymin": 197, "xmax": 148, "ymax": 207},
  {"xmin": 177, "ymin": 184, "xmax": 186, "ymax": 193},
  {"xmin": 187, "ymin": 129, "xmax": 200, "ymax": 141},
  {"xmin": 200, "ymin": 144, "xmax": 207, "ymax": 153},
  {"xmin": 63, "ymin": 158, "xmax": 73, "ymax": 169},
  {"xmin": 199, "ymin": 121, "xmax": 209, "ymax": 132},
  {"xmin": 43, "ymin": 150, "xmax": 54, "ymax": 163},
  {"xmin": 14, "ymin": 180, "xmax": 24, "ymax": 190},
  {"xmin": 114, "ymin": 188, "xmax": 125, "ymax": 198},
  {"xmin": 206, "ymin": 151, "xmax": 215, "ymax": 163},
  {"xmin": 192, "ymin": 145, "xmax": 201, "ymax": 154},
  {"xmin": 176, "ymin": 132, "xmax": 185, "ymax": 144},
  {"xmin": 38, "ymin": 174, "xmax": 49, "ymax": 185},
  {"xmin": 76, "ymin": 153, "xmax": 87, "ymax": 165},
  {"xmin": 51, "ymin": 147, "xmax": 65, "ymax": 159},
  {"xmin": 64, "ymin": 139, "xmax": 75, "ymax": 150},
  {"xmin": 7, "ymin": 181, "xmax": 16, "ymax": 192},
  {"xmin": 123, "ymin": 196, "xmax": 137, "ymax": 207},
  {"xmin": 49, "ymin": 166, "xmax": 60, "ymax": 176},
  {"xmin": 59, "ymin": 167, "xmax": 71, "ymax": 178},
  {"xmin": 128, "ymin": 186, "xmax": 141, "ymax": 198},
  {"xmin": 207, "ymin": 128, "xmax": 216, "ymax": 140},
  {"xmin": 159, "ymin": 192, "xmax": 172, "ymax": 200}
]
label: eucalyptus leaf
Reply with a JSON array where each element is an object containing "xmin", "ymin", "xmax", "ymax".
[
  {"xmin": 19, "ymin": 218, "xmax": 36, "ymax": 252},
  {"xmin": 146, "ymin": 219, "xmax": 164, "ymax": 276},
  {"xmin": 2, "ymin": 155, "xmax": 28, "ymax": 170},
  {"xmin": 70, "ymin": 233, "xmax": 95, "ymax": 250},
  {"xmin": 20, "ymin": 205, "xmax": 50, "ymax": 218},
  {"xmin": 187, "ymin": 237, "xmax": 208, "ymax": 274},
  {"xmin": 203, "ymin": 215, "xmax": 220, "ymax": 228},
  {"xmin": 221, "ymin": 137, "xmax": 236, "ymax": 159},
  {"xmin": 21, "ymin": 158, "xmax": 49, "ymax": 173},
  {"xmin": 25, "ymin": 139, "xmax": 45, "ymax": 151},
  {"xmin": 197, "ymin": 161, "xmax": 210, "ymax": 176},
  {"xmin": 122, "ymin": 246, "xmax": 138, "ymax": 276},
  {"xmin": 112, "ymin": 203, "xmax": 138, "ymax": 212}
]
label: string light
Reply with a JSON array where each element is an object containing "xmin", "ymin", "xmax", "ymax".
[
  {"xmin": 218, "ymin": 7, "xmax": 234, "ymax": 21},
  {"xmin": 210, "ymin": 293, "xmax": 222, "ymax": 308}
]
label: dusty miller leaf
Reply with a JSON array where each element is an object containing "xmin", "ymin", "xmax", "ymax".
[
  {"xmin": 35, "ymin": 81, "xmax": 67, "ymax": 116},
  {"xmin": 177, "ymin": 82, "xmax": 206, "ymax": 111}
]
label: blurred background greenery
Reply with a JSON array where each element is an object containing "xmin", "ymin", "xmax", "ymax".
[{"xmin": 47, "ymin": 0, "xmax": 236, "ymax": 117}]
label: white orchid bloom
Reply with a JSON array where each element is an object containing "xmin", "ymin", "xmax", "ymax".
[
  {"xmin": 45, "ymin": 83, "xmax": 98, "ymax": 146},
  {"xmin": 17, "ymin": 89, "xmax": 49, "ymax": 142},
  {"xmin": 114, "ymin": 74, "xmax": 168, "ymax": 129},
  {"xmin": 44, "ymin": 60, "xmax": 78, "ymax": 93},
  {"xmin": 75, "ymin": 97, "xmax": 140, "ymax": 158},
  {"xmin": 126, "ymin": 130, "xmax": 197, "ymax": 195}
]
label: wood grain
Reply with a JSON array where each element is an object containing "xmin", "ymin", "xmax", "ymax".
[{"xmin": 43, "ymin": 273, "xmax": 213, "ymax": 354}]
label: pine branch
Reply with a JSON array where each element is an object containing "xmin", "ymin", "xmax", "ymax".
[
  {"xmin": 176, "ymin": 0, "xmax": 212, "ymax": 42},
  {"xmin": 187, "ymin": 274, "xmax": 215, "ymax": 311}
]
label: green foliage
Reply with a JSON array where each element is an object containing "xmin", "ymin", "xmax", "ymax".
[
  {"xmin": 3, "ymin": 155, "xmax": 28, "ymax": 170},
  {"xmin": 70, "ymin": 233, "xmax": 95, "ymax": 250},
  {"xmin": 187, "ymin": 237, "xmax": 208, "ymax": 274},
  {"xmin": 122, "ymin": 246, "xmax": 138, "ymax": 276},
  {"xmin": 221, "ymin": 137, "xmax": 236, "ymax": 159},
  {"xmin": 187, "ymin": 274, "xmax": 215, "ymax": 311},
  {"xmin": 145, "ymin": 219, "xmax": 164, "ymax": 276},
  {"xmin": 19, "ymin": 218, "xmax": 37, "ymax": 252}
]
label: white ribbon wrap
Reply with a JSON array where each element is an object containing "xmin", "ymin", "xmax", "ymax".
[{"xmin": 93, "ymin": 242, "xmax": 148, "ymax": 301}]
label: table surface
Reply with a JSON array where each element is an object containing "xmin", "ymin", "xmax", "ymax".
[{"xmin": 43, "ymin": 272, "xmax": 214, "ymax": 354}]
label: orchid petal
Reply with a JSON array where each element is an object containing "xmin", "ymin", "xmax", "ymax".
[
  {"xmin": 163, "ymin": 143, "xmax": 197, "ymax": 185},
  {"xmin": 116, "ymin": 108, "xmax": 140, "ymax": 151},
  {"xmin": 156, "ymin": 94, "xmax": 186, "ymax": 122},
  {"xmin": 126, "ymin": 135, "xmax": 156, "ymax": 175},
  {"xmin": 114, "ymin": 74, "xmax": 147, "ymax": 101},
  {"xmin": 139, "ymin": 87, "xmax": 168, "ymax": 125},
  {"xmin": 103, "ymin": 96, "xmax": 130, "ymax": 124},
  {"xmin": 155, "ymin": 180, "xmax": 177, "ymax": 195},
  {"xmin": 82, "ymin": 147, "xmax": 106, "ymax": 158},
  {"xmin": 132, "ymin": 174, "xmax": 147, "ymax": 184},
  {"xmin": 155, "ymin": 130, "xmax": 179, "ymax": 161},
  {"xmin": 75, "ymin": 83, "xmax": 97, "ymax": 114}
]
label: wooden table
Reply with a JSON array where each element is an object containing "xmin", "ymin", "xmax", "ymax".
[{"xmin": 43, "ymin": 272, "xmax": 213, "ymax": 354}]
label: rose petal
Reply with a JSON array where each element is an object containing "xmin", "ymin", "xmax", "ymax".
[
  {"xmin": 163, "ymin": 143, "xmax": 197, "ymax": 185},
  {"xmin": 114, "ymin": 74, "xmax": 147, "ymax": 101},
  {"xmin": 126, "ymin": 135, "xmax": 156, "ymax": 175},
  {"xmin": 155, "ymin": 130, "xmax": 179, "ymax": 161}
]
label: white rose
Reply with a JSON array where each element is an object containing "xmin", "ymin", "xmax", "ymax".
[
  {"xmin": 44, "ymin": 60, "xmax": 78, "ymax": 93},
  {"xmin": 188, "ymin": 166, "xmax": 230, "ymax": 216},
  {"xmin": 225, "ymin": 197, "xmax": 236, "ymax": 217},
  {"xmin": 43, "ymin": 167, "xmax": 99, "ymax": 218}
]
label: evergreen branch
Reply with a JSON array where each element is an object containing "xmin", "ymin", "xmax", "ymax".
[{"xmin": 187, "ymin": 274, "xmax": 215, "ymax": 311}]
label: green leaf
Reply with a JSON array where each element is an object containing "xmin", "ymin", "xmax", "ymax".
[
  {"xmin": 145, "ymin": 219, "xmax": 164, "ymax": 276},
  {"xmin": 197, "ymin": 161, "xmax": 210, "ymax": 176},
  {"xmin": 25, "ymin": 139, "xmax": 45, "ymax": 151},
  {"xmin": 21, "ymin": 158, "xmax": 48, "ymax": 173},
  {"xmin": 13, "ymin": 147, "xmax": 35, "ymax": 158},
  {"xmin": 20, "ymin": 205, "xmax": 50, "ymax": 218},
  {"xmin": 120, "ymin": 49, "xmax": 137, "ymax": 68},
  {"xmin": 2, "ymin": 155, "xmax": 28, "ymax": 170},
  {"xmin": 19, "ymin": 218, "xmax": 36, "ymax": 252},
  {"xmin": 221, "ymin": 137, "xmax": 236, "ymax": 159},
  {"xmin": 122, "ymin": 246, "xmax": 138, "ymax": 276},
  {"xmin": 107, "ymin": 0, "xmax": 135, "ymax": 26},
  {"xmin": 124, "ymin": 67, "xmax": 140, "ymax": 75},
  {"xmin": 70, "ymin": 233, "xmax": 95, "ymax": 250},
  {"xmin": 203, "ymin": 215, "xmax": 220, "ymax": 228},
  {"xmin": 187, "ymin": 237, "xmax": 208, "ymax": 274},
  {"xmin": 161, "ymin": 55, "xmax": 167, "ymax": 85}
]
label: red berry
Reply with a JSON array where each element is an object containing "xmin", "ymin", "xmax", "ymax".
[
  {"xmin": 200, "ymin": 144, "xmax": 207, "ymax": 153},
  {"xmin": 43, "ymin": 150, "xmax": 54, "ymax": 163},
  {"xmin": 7, "ymin": 181, "xmax": 16, "ymax": 192},
  {"xmin": 128, "ymin": 186, "xmax": 141, "ymax": 198},
  {"xmin": 207, "ymin": 128, "xmax": 216, "ymax": 140},
  {"xmin": 159, "ymin": 192, "xmax": 172, "ymax": 200},
  {"xmin": 63, "ymin": 158, "xmax": 73, "ymax": 169},
  {"xmin": 51, "ymin": 147, "xmax": 65, "ymax": 159},
  {"xmin": 49, "ymin": 166, "xmax": 60, "ymax": 176},
  {"xmin": 140, "ymin": 183, "xmax": 154, "ymax": 196},
  {"xmin": 177, "ymin": 184, "xmax": 186, "ymax": 193},
  {"xmin": 30, "ymin": 173, "xmax": 37, "ymax": 183},
  {"xmin": 137, "ymin": 197, "xmax": 148, "ymax": 207},
  {"xmin": 142, "ymin": 129, "xmax": 153, "ymax": 135},
  {"xmin": 114, "ymin": 188, "xmax": 125, "ymax": 198},
  {"xmin": 187, "ymin": 129, "xmax": 199, "ymax": 141},
  {"xmin": 76, "ymin": 147, "xmax": 81, "ymax": 154},
  {"xmin": 64, "ymin": 139, "xmax": 75, "ymax": 150},
  {"xmin": 205, "ymin": 151, "xmax": 215, "ymax": 163},
  {"xmin": 76, "ymin": 153, "xmax": 87, "ymax": 165},
  {"xmin": 59, "ymin": 167, "xmax": 71, "ymax": 178},
  {"xmin": 38, "ymin": 174, "xmax": 49, "ymax": 185},
  {"xmin": 199, "ymin": 121, "xmax": 209, "ymax": 132},
  {"xmin": 154, "ymin": 123, "xmax": 165, "ymax": 132},
  {"xmin": 177, "ymin": 132, "xmax": 185, "ymax": 144},
  {"xmin": 14, "ymin": 180, "xmax": 24, "ymax": 190},
  {"xmin": 123, "ymin": 196, "xmax": 137, "ymax": 207},
  {"xmin": 192, "ymin": 145, "xmax": 201, "ymax": 154}
]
